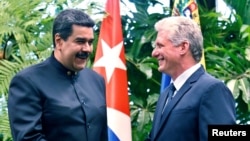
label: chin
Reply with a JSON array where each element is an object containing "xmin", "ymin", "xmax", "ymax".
[
  {"xmin": 77, "ymin": 66, "xmax": 85, "ymax": 71},
  {"xmin": 158, "ymin": 66, "xmax": 164, "ymax": 72},
  {"xmin": 74, "ymin": 65, "xmax": 85, "ymax": 71}
]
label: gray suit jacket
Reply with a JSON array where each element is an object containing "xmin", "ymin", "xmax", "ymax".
[{"xmin": 147, "ymin": 66, "xmax": 236, "ymax": 141}]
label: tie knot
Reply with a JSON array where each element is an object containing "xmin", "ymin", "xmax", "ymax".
[
  {"xmin": 169, "ymin": 83, "xmax": 176, "ymax": 91},
  {"xmin": 168, "ymin": 83, "xmax": 176, "ymax": 98}
]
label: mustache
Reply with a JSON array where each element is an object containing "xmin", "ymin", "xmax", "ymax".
[{"xmin": 76, "ymin": 52, "xmax": 90, "ymax": 59}]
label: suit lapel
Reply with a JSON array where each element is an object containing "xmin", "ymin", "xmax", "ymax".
[
  {"xmin": 152, "ymin": 89, "xmax": 169, "ymax": 133},
  {"xmin": 160, "ymin": 83, "xmax": 191, "ymax": 124},
  {"xmin": 153, "ymin": 66, "xmax": 205, "ymax": 140}
]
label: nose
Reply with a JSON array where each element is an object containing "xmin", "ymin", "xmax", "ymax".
[
  {"xmin": 151, "ymin": 47, "xmax": 159, "ymax": 58},
  {"xmin": 82, "ymin": 42, "xmax": 92, "ymax": 52}
]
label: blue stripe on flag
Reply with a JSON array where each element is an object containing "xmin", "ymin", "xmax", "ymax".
[
  {"xmin": 108, "ymin": 127, "xmax": 120, "ymax": 141},
  {"xmin": 160, "ymin": 73, "xmax": 171, "ymax": 93}
]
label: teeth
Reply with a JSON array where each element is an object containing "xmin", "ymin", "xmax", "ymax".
[{"xmin": 76, "ymin": 52, "xmax": 89, "ymax": 59}]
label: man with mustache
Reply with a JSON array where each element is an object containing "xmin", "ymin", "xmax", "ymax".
[{"xmin": 8, "ymin": 9, "xmax": 108, "ymax": 141}]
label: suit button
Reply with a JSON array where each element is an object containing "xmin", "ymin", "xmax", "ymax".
[
  {"xmin": 81, "ymin": 100, "xmax": 86, "ymax": 105},
  {"xmin": 87, "ymin": 123, "xmax": 90, "ymax": 128},
  {"xmin": 80, "ymin": 99, "xmax": 84, "ymax": 103}
]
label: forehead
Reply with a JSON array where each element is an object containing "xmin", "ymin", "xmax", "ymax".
[
  {"xmin": 71, "ymin": 25, "xmax": 94, "ymax": 39},
  {"xmin": 156, "ymin": 31, "xmax": 169, "ymax": 42},
  {"xmin": 157, "ymin": 30, "xmax": 169, "ymax": 37}
]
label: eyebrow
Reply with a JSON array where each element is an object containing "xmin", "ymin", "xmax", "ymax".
[{"xmin": 75, "ymin": 37, "xmax": 94, "ymax": 42}]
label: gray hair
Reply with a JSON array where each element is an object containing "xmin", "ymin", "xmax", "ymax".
[{"xmin": 154, "ymin": 16, "xmax": 203, "ymax": 62}]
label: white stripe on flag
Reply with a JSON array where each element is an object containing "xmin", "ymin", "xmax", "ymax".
[{"xmin": 107, "ymin": 107, "xmax": 132, "ymax": 141}]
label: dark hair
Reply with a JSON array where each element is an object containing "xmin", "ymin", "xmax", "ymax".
[{"xmin": 52, "ymin": 9, "xmax": 95, "ymax": 47}]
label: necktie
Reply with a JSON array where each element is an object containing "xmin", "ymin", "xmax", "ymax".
[{"xmin": 162, "ymin": 83, "xmax": 176, "ymax": 114}]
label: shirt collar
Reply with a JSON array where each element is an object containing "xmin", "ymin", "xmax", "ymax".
[
  {"xmin": 49, "ymin": 52, "xmax": 78, "ymax": 77},
  {"xmin": 173, "ymin": 63, "xmax": 201, "ymax": 91}
]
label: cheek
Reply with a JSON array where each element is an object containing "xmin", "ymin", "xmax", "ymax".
[
  {"xmin": 161, "ymin": 48, "xmax": 170, "ymax": 57},
  {"xmin": 61, "ymin": 46, "xmax": 76, "ymax": 57},
  {"xmin": 63, "ymin": 43, "xmax": 80, "ymax": 52},
  {"xmin": 89, "ymin": 46, "xmax": 93, "ymax": 52}
]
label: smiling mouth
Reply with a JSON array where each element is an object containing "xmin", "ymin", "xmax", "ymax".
[{"xmin": 76, "ymin": 52, "xmax": 90, "ymax": 59}]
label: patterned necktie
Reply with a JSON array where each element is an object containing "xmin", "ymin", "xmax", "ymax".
[{"xmin": 162, "ymin": 83, "xmax": 176, "ymax": 114}]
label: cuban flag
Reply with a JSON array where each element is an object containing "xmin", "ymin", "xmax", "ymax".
[{"xmin": 93, "ymin": 0, "xmax": 132, "ymax": 141}]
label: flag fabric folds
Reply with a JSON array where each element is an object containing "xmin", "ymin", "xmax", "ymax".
[
  {"xmin": 160, "ymin": 0, "xmax": 206, "ymax": 92},
  {"xmin": 93, "ymin": 0, "xmax": 132, "ymax": 141}
]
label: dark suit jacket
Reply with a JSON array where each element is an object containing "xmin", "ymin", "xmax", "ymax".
[
  {"xmin": 146, "ymin": 66, "xmax": 236, "ymax": 141},
  {"xmin": 8, "ymin": 54, "xmax": 108, "ymax": 141}
]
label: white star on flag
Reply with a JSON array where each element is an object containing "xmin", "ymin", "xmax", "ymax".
[{"xmin": 93, "ymin": 39, "xmax": 126, "ymax": 83}]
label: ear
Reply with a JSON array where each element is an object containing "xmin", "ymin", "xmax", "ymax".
[
  {"xmin": 179, "ymin": 41, "xmax": 190, "ymax": 55},
  {"xmin": 55, "ymin": 33, "xmax": 62, "ymax": 49}
]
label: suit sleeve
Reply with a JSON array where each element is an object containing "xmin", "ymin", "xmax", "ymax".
[
  {"xmin": 199, "ymin": 81, "xmax": 236, "ymax": 141},
  {"xmin": 8, "ymin": 74, "xmax": 47, "ymax": 141},
  {"xmin": 100, "ymin": 75, "xmax": 109, "ymax": 141}
]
